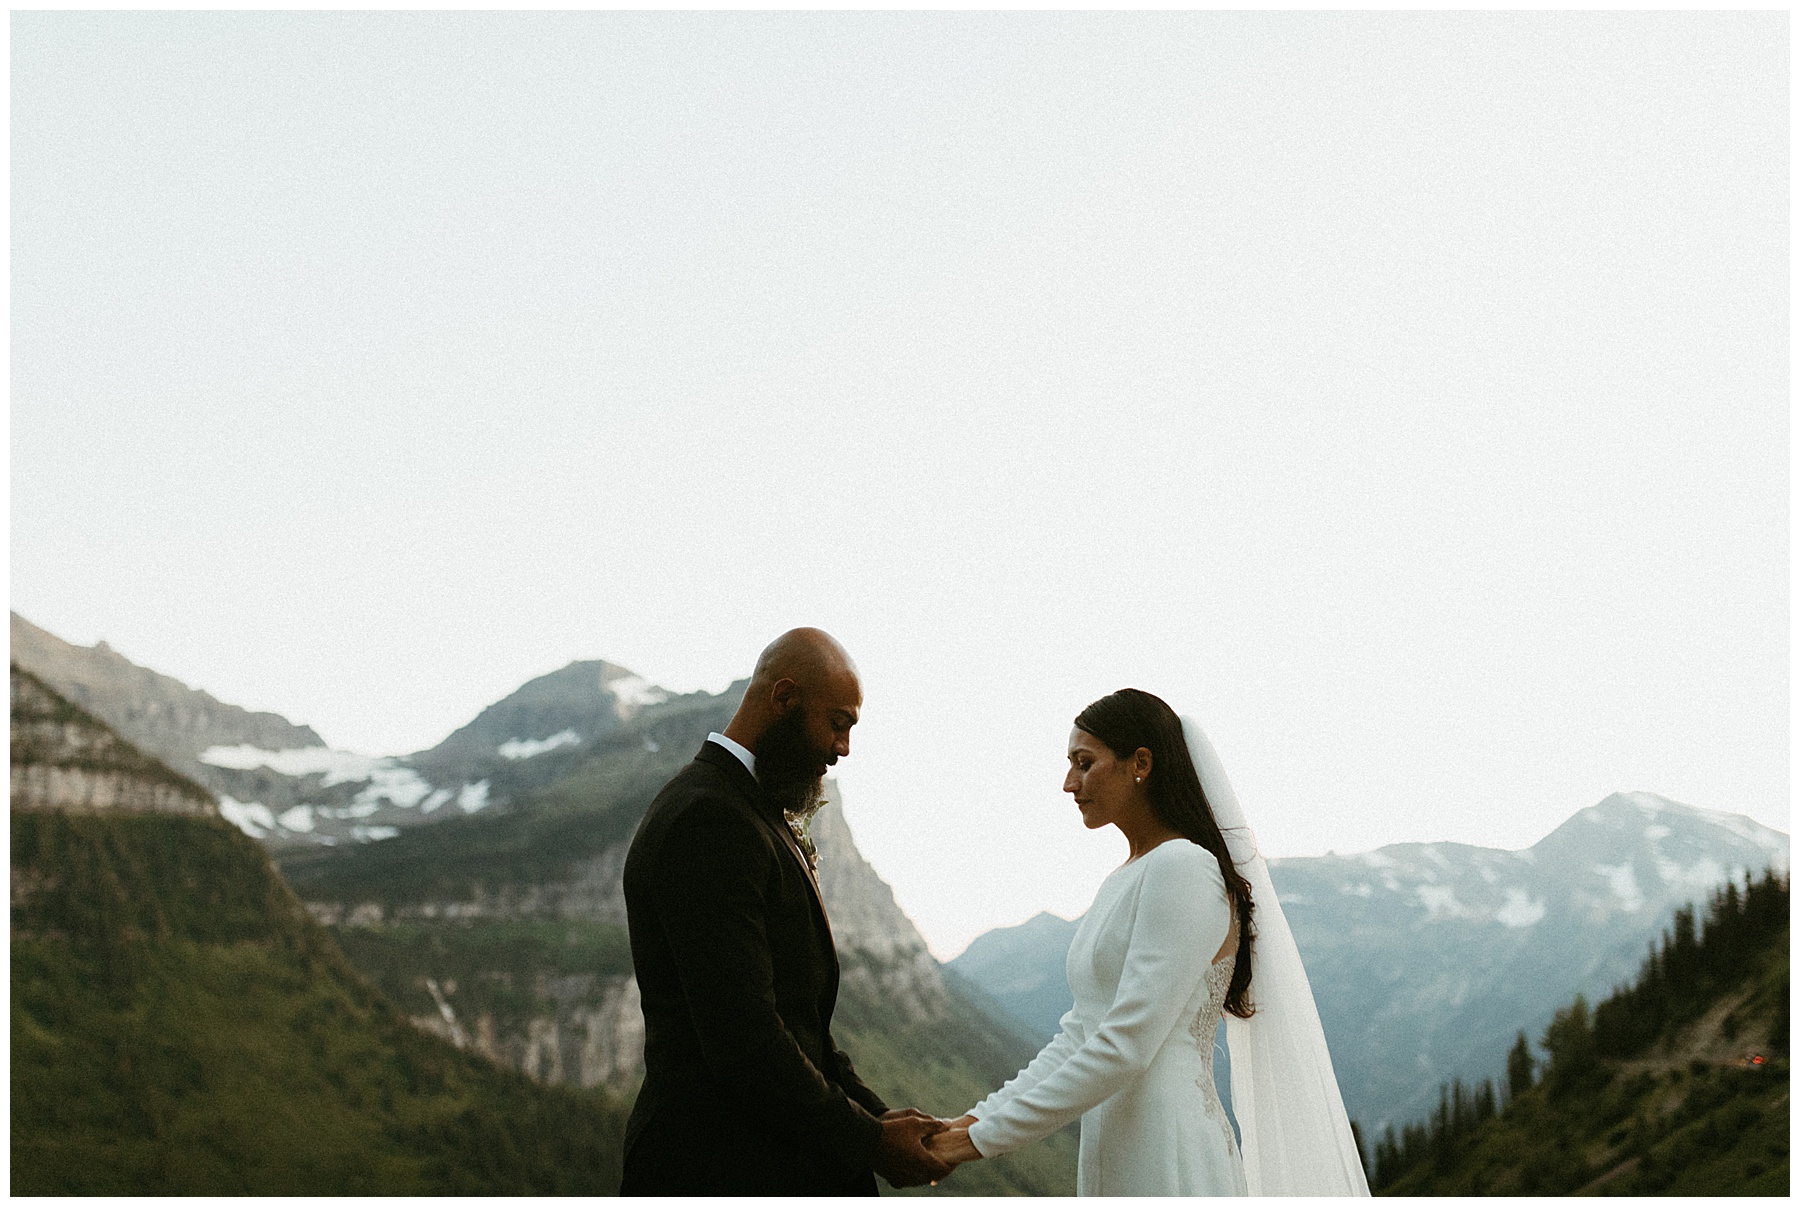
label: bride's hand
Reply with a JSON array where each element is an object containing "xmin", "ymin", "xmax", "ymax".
[{"xmin": 925, "ymin": 1119, "xmax": 984, "ymax": 1166}]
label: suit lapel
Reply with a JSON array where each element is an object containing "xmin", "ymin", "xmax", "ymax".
[
  {"xmin": 776, "ymin": 816, "xmax": 830, "ymax": 921},
  {"xmin": 696, "ymin": 741, "xmax": 832, "ymax": 929}
]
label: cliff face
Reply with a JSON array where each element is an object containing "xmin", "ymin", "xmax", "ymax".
[
  {"xmin": 11, "ymin": 664, "xmax": 216, "ymax": 817},
  {"xmin": 304, "ymin": 781, "xmax": 949, "ymax": 1093},
  {"xmin": 811, "ymin": 782, "xmax": 952, "ymax": 1024},
  {"xmin": 407, "ymin": 967, "xmax": 648, "ymax": 1094}
]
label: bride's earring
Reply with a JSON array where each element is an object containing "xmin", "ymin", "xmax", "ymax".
[{"xmin": 1135, "ymin": 776, "xmax": 1142, "ymax": 784}]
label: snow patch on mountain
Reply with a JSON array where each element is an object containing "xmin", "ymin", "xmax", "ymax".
[
  {"xmin": 1593, "ymin": 861, "xmax": 1644, "ymax": 911},
  {"xmin": 607, "ymin": 674, "xmax": 670, "ymax": 710},
  {"xmin": 498, "ymin": 730, "xmax": 580, "ymax": 760},
  {"xmin": 458, "ymin": 780, "xmax": 491, "ymax": 814},
  {"xmin": 353, "ymin": 765, "xmax": 434, "ymax": 809},
  {"xmin": 199, "ymin": 744, "xmax": 439, "ymax": 813},
  {"xmin": 1495, "ymin": 888, "xmax": 1547, "ymax": 928},
  {"xmin": 219, "ymin": 796, "xmax": 277, "ymax": 837},
  {"xmin": 278, "ymin": 805, "xmax": 316, "ymax": 834},
  {"xmin": 1415, "ymin": 884, "xmax": 1468, "ymax": 919},
  {"xmin": 1649, "ymin": 854, "xmax": 1730, "ymax": 889},
  {"xmin": 201, "ymin": 744, "xmax": 378, "ymax": 782},
  {"xmin": 218, "ymin": 793, "xmax": 405, "ymax": 843}
]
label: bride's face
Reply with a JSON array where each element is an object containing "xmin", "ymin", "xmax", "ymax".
[{"xmin": 1064, "ymin": 728, "xmax": 1140, "ymax": 831}]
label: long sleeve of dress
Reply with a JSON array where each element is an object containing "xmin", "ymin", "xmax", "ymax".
[
  {"xmin": 969, "ymin": 1005, "xmax": 1086, "ymax": 1122},
  {"xmin": 966, "ymin": 844, "xmax": 1230, "ymax": 1158}
]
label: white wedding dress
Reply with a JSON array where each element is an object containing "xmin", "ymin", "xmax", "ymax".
[{"xmin": 966, "ymin": 839, "xmax": 1250, "ymax": 1196}]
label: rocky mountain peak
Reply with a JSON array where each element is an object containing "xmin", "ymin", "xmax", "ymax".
[
  {"xmin": 412, "ymin": 657, "xmax": 674, "ymax": 774},
  {"xmin": 1529, "ymin": 792, "xmax": 1788, "ymax": 898},
  {"xmin": 9, "ymin": 612, "xmax": 324, "ymax": 774}
]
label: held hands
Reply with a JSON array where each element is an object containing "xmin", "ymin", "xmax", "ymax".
[
  {"xmin": 872, "ymin": 1109, "xmax": 953, "ymax": 1189},
  {"xmin": 924, "ymin": 1114, "xmax": 984, "ymax": 1168}
]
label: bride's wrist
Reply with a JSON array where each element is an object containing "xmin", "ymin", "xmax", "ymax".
[{"xmin": 945, "ymin": 1128, "xmax": 983, "ymax": 1163}]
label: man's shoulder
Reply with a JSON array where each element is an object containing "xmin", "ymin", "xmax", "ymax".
[
  {"xmin": 631, "ymin": 751, "xmax": 765, "ymax": 853},
  {"xmin": 652, "ymin": 748, "xmax": 756, "ymax": 811},
  {"xmin": 625, "ymin": 759, "xmax": 777, "ymax": 900}
]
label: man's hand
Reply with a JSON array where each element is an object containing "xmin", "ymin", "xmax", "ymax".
[
  {"xmin": 872, "ymin": 1109, "xmax": 953, "ymax": 1189},
  {"xmin": 880, "ymin": 1108, "xmax": 941, "ymax": 1123}
]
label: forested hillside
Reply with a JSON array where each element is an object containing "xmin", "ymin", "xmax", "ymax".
[
  {"xmin": 1371, "ymin": 869, "xmax": 1789, "ymax": 1196},
  {"xmin": 11, "ymin": 671, "xmax": 629, "ymax": 1194}
]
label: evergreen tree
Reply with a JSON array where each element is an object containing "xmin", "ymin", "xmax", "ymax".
[
  {"xmin": 1475, "ymin": 1078, "xmax": 1497, "ymax": 1123},
  {"xmin": 1542, "ymin": 994, "xmax": 1598, "ymax": 1094},
  {"xmin": 1505, "ymin": 1031, "xmax": 1533, "ymax": 1101}
]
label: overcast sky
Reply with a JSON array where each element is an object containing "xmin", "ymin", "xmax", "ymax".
[{"xmin": 12, "ymin": 11, "xmax": 1787, "ymax": 959}]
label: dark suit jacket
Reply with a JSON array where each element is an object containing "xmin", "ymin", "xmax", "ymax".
[{"xmin": 620, "ymin": 740, "xmax": 888, "ymax": 1195}]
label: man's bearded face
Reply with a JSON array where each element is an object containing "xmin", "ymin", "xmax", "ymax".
[{"xmin": 757, "ymin": 704, "xmax": 831, "ymax": 821}]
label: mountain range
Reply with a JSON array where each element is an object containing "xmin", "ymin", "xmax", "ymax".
[
  {"xmin": 10, "ymin": 612, "xmax": 695, "ymax": 851},
  {"xmin": 16, "ymin": 612, "xmax": 1786, "ymax": 1180},
  {"xmin": 949, "ymin": 790, "xmax": 1789, "ymax": 1133},
  {"xmin": 11, "ymin": 615, "xmax": 1076, "ymax": 1195}
]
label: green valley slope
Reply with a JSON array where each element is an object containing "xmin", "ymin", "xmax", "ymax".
[{"xmin": 11, "ymin": 670, "xmax": 629, "ymax": 1194}]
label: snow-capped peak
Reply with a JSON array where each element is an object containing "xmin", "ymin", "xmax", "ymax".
[{"xmin": 606, "ymin": 673, "xmax": 670, "ymax": 711}]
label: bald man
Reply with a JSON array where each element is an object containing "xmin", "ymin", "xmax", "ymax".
[{"xmin": 620, "ymin": 629, "xmax": 952, "ymax": 1195}]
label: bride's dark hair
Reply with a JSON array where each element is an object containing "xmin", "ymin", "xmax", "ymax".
[{"xmin": 1075, "ymin": 688, "xmax": 1256, "ymax": 1019}]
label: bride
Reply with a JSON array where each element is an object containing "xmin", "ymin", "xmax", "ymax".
[{"xmin": 927, "ymin": 689, "xmax": 1369, "ymax": 1196}]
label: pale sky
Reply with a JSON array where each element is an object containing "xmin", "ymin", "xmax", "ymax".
[{"xmin": 11, "ymin": 11, "xmax": 1787, "ymax": 959}]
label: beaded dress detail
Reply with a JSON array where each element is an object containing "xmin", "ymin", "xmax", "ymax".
[{"xmin": 1189, "ymin": 953, "xmax": 1243, "ymax": 1157}]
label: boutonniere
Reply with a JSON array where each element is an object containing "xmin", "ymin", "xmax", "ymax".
[{"xmin": 785, "ymin": 804, "xmax": 821, "ymax": 873}]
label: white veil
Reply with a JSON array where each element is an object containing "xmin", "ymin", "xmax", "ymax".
[{"xmin": 1181, "ymin": 716, "xmax": 1371, "ymax": 1197}]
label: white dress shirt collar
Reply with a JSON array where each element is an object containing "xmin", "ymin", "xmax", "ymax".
[{"xmin": 707, "ymin": 730, "xmax": 756, "ymax": 777}]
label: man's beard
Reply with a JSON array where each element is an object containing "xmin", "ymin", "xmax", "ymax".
[{"xmin": 756, "ymin": 706, "xmax": 829, "ymax": 824}]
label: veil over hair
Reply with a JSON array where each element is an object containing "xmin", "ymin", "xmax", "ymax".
[{"xmin": 1180, "ymin": 715, "xmax": 1371, "ymax": 1197}]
